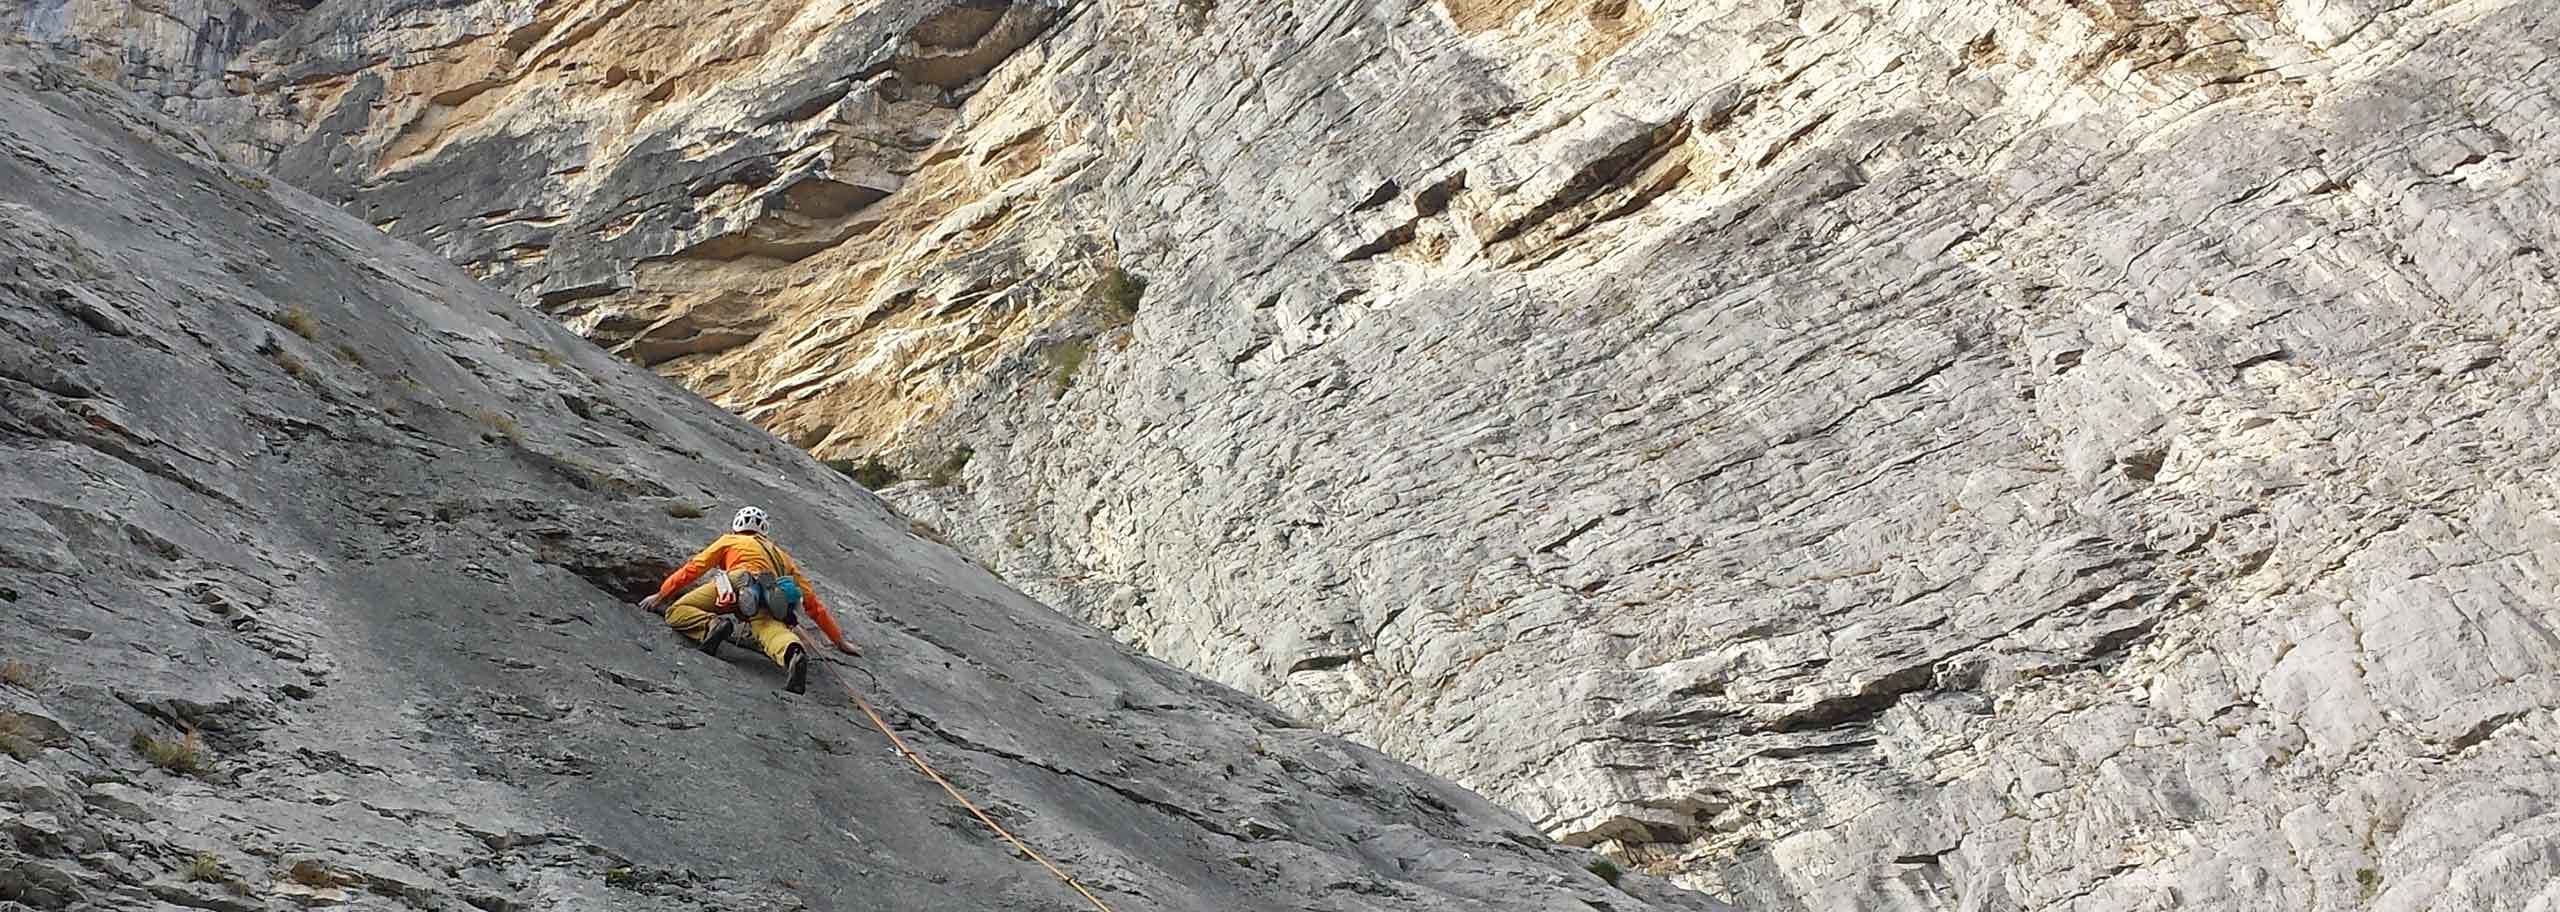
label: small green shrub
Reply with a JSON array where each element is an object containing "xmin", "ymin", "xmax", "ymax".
[
  {"xmin": 1180, "ymin": 0, "xmax": 1216, "ymax": 25},
  {"xmin": 233, "ymin": 173, "xmax": 271, "ymax": 192},
  {"xmin": 928, "ymin": 447, "xmax": 973, "ymax": 487},
  {"xmin": 1585, "ymin": 857, "xmax": 1623, "ymax": 886},
  {"xmin": 828, "ymin": 457, "xmax": 899, "ymax": 490},
  {"xmin": 533, "ymin": 348, "xmax": 567, "ymax": 368},
  {"xmin": 604, "ymin": 866, "xmax": 639, "ymax": 888},
  {"xmin": 334, "ymin": 343, "xmax": 366, "ymax": 367},
  {"xmin": 1089, "ymin": 266, "xmax": 1145, "ymax": 323},
  {"xmin": 2357, "ymin": 868, "xmax": 2381, "ymax": 897},
  {"xmin": 185, "ymin": 854, "xmax": 226, "ymax": 883},
  {"xmin": 131, "ymin": 728, "xmax": 207, "ymax": 776},
  {"xmin": 1049, "ymin": 338, "xmax": 1092, "ymax": 398}
]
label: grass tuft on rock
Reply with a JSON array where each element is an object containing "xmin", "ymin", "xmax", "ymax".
[
  {"xmin": 185, "ymin": 854, "xmax": 227, "ymax": 883},
  {"xmin": 0, "ymin": 715, "xmax": 41, "ymax": 761},
  {"xmin": 665, "ymin": 502, "xmax": 705, "ymax": 519},
  {"xmin": 274, "ymin": 305, "xmax": 318, "ymax": 340},
  {"xmin": 258, "ymin": 337, "xmax": 311, "ymax": 383},
  {"xmin": 1585, "ymin": 857, "xmax": 1623, "ymax": 886},
  {"xmin": 1, "ymin": 659, "xmax": 40, "ymax": 689},
  {"xmin": 476, "ymin": 408, "xmax": 522, "ymax": 444},
  {"xmin": 131, "ymin": 728, "xmax": 208, "ymax": 776},
  {"xmin": 287, "ymin": 859, "xmax": 345, "ymax": 888}
]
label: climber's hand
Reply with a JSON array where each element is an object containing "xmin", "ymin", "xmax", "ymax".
[{"xmin": 638, "ymin": 593, "xmax": 663, "ymax": 612}]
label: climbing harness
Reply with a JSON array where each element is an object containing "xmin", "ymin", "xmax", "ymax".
[
  {"xmin": 641, "ymin": 532, "xmax": 1105, "ymax": 905},
  {"xmin": 716, "ymin": 536, "xmax": 803, "ymax": 626},
  {"xmin": 836, "ymin": 674, "xmax": 1119, "ymax": 912},
  {"xmin": 754, "ymin": 536, "xmax": 803, "ymax": 625}
]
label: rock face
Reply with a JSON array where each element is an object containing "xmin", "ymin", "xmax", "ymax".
[
  {"xmin": 28, "ymin": 0, "xmax": 2560, "ymax": 909},
  {"xmin": 2, "ymin": 0, "xmax": 301, "ymax": 160},
  {"xmin": 0, "ymin": 47, "xmax": 1718, "ymax": 912},
  {"xmin": 174, "ymin": 0, "xmax": 1103, "ymax": 456}
]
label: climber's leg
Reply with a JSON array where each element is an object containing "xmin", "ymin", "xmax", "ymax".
[
  {"xmin": 664, "ymin": 583, "xmax": 728, "ymax": 643},
  {"xmin": 747, "ymin": 616, "xmax": 801, "ymax": 667},
  {"xmin": 745, "ymin": 616, "xmax": 810, "ymax": 693}
]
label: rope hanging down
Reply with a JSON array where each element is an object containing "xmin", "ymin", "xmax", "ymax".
[{"xmin": 837, "ymin": 678, "xmax": 1120, "ymax": 912}]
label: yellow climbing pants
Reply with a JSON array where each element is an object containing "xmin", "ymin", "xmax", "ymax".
[{"xmin": 664, "ymin": 582, "xmax": 801, "ymax": 667}]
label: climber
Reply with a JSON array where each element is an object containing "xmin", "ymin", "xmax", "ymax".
[{"xmin": 639, "ymin": 506, "xmax": 857, "ymax": 694}]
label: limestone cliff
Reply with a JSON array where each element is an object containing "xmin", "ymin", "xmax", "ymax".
[
  {"xmin": 24, "ymin": 0, "xmax": 2560, "ymax": 909},
  {"xmin": 0, "ymin": 45, "xmax": 1715, "ymax": 912},
  {"xmin": 2, "ymin": 0, "xmax": 301, "ymax": 159}
]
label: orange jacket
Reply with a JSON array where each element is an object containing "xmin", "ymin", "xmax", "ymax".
[{"xmin": 655, "ymin": 532, "xmax": 847, "ymax": 648}]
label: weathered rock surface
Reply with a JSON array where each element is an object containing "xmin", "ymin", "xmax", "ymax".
[
  {"xmin": 3, "ymin": 0, "xmax": 301, "ymax": 160},
  {"xmin": 0, "ymin": 47, "xmax": 1717, "ymax": 912},
  {"xmin": 29, "ymin": 0, "xmax": 2560, "ymax": 909}
]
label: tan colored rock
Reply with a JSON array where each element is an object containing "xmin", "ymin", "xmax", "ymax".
[
  {"xmin": 0, "ymin": 43, "xmax": 1713, "ymax": 911},
  {"xmin": 34, "ymin": 0, "xmax": 2560, "ymax": 909}
]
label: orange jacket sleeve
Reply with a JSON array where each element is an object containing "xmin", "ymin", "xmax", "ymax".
[
  {"xmin": 785, "ymin": 561, "xmax": 846, "ymax": 647},
  {"xmin": 801, "ymin": 589, "xmax": 847, "ymax": 649},
  {"xmin": 654, "ymin": 537, "xmax": 730, "ymax": 602}
]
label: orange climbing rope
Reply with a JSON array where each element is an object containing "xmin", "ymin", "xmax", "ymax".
[{"xmin": 837, "ymin": 679, "xmax": 1120, "ymax": 912}]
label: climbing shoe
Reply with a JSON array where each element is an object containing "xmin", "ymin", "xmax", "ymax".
[
  {"xmin": 783, "ymin": 645, "xmax": 809, "ymax": 695},
  {"xmin": 700, "ymin": 617, "xmax": 735, "ymax": 657}
]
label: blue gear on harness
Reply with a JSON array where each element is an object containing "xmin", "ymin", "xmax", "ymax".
[{"xmin": 728, "ymin": 536, "xmax": 803, "ymax": 626}]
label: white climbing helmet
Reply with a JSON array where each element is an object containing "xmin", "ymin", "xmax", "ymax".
[{"xmin": 731, "ymin": 506, "xmax": 770, "ymax": 535}]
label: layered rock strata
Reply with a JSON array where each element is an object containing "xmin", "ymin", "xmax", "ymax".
[
  {"xmin": 22, "ymin": 0, "xmax": 2560, "ymax": 908},
  {"xmin": 0, "ymin": 46, "xmax": 1715, "ymax": 912}
]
